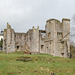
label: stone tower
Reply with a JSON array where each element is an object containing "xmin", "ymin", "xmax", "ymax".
[
  {"xmin": 31, "ymin": 26, "xmax": 39, "ymax": 53},
  {"xmin": 62, "ymin": 19, "xmax": 70, "ymax": 57},
  {"xmin": 45, "ymin": 19, "xmax": 70, "ymax": 57},
  {"xmin": 3, "ymin": 23, "xmax": 15, "ymax": 53}
]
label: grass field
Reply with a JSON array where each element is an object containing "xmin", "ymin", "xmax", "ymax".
[{"xmin": 0, "ymin": 51, "xmax": 75, "ymax": 75}]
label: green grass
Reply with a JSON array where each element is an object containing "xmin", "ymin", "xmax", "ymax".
[{"xmin": 0, "ymin": 52, "xmax": 75, "ymax": 75}]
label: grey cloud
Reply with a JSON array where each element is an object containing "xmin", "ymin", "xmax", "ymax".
[{"xmin": 0, "ymin": 0, "xmax": 75, "ymax": 32}]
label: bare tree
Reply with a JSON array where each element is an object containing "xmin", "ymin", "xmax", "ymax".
[{"xmin": 70, "ymin": 14, "xmax": 75, "ymax": 47}]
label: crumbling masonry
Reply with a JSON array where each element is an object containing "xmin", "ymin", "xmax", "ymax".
[{"xmin": 3, "ymin": 18, "xmax": 70, "ymax": 58}]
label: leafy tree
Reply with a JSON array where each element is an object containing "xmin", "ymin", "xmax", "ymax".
[{"xmin": 0, "ymin": 39, "xmax": 3, "ymax": 47}]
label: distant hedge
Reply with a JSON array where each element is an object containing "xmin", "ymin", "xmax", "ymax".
[{"xmin": 70, "ymin": 46, "xmax": 75, "ymax": 53}]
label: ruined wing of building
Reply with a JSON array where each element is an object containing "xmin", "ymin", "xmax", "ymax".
[{"xmin": 3, "ymin": 19, "xmax": 70, "ymax": 58}]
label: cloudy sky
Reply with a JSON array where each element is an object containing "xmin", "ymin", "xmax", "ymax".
[{"xmin": 0, "ymin": 0, "xmax": 75, "ymax": 32}]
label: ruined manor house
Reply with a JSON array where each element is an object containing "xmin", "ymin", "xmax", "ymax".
[{"xmin": 3, "ymin": 18, "xmax": 70, "ymax": 58}]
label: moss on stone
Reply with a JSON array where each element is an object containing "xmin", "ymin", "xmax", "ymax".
[
  {"xmin": 46, "ymin": 19, "xmax": 60, "ymax": 23},
  {"xmin": 4, "ymin": 29, "xmax": 7, "ymax": 32},
  {"xmin": 62, "ymin": 18, "xmax": 70, "ymax": 21}
]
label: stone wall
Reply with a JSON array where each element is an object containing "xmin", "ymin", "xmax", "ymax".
[
  {"xmin": 39, "ymin": 30, "xmax": 46, "ymax": 53},
  {"xmin": 15, "ymin": 33, "xmax": 26, "ymax": 51}
]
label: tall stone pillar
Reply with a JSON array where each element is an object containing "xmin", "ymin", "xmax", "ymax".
[
  {"xmin": 3, "ymin": 22, "xmax": 15, "ymax": 53},
  {"xmin": 3, "ymin": 29, "xmax": 7, "ymax": 52},
  {"xmin": 6, "ymin": 23, "xmax": 12, "ymax": 53},
  {"xmin": 11, "ymin": 29, "xmax": 15, "ymax": 52},
  {"xmin": 31, "ymin": 26, "xmax": 39, "ymax": 54},
  {"xmin": 62, "ymin": 19, "xmax": 70, "ymax": 57}
]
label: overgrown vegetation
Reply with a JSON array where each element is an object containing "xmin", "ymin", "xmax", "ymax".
[
  {"xmin": 0, "ymin": 52, "xmax": 75, "ymax": 75},
  {"xmin": 70, "ymin": 46, "xmax": 75, "ymax": 53},
  {"xmin": 70, "ymin": 46, "xmax": 75, "ymax": 58},
  {"xmin": 0, "ymin": 39, "xmax": 3, "ymax": 48}
]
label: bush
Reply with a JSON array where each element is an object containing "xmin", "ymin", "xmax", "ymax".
[{"xmin": 0, "ymin": 39, "xmax": 3, "ymax": 47}]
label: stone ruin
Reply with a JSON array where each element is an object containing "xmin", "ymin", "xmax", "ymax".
[{"xmin": 3, "ymin": 18, "xmax": 70, "ymax": 58}]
